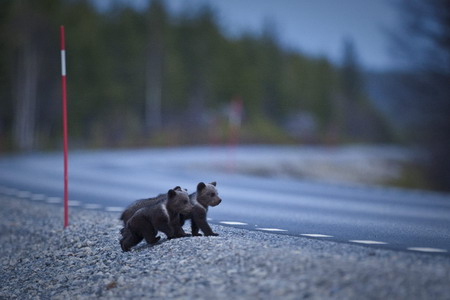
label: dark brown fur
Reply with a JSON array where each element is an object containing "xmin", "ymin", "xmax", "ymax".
[
  {"xmin": 120, "ymin": 182, "xmax": 221, "ymax": 237},
  {"xmin": 120, "ymin": 188, "xmax": 192, "ymax": 252},
  {"xmin": 120, "ymin": 186, "xmax": 182, "ymax": 225},
  {"xmin": 181, "ymin": 182, "xmax": 222, "ymax": 236}
]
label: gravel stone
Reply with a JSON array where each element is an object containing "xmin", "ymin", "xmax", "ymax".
[{"xmin": 1, "ymin": 195, "xmax": 449, "ymax": 299}]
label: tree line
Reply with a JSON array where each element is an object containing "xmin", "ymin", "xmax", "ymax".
[
  {"xmin": 384, "ymin": 0, "xmax": 450, "ymax": 191},
  {"xmin": 0, "ymin": 0, "xmax": 392, "ymax": 152}
]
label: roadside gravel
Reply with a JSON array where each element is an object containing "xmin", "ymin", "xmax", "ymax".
[{"xmin": 1, "ymin": 195, "xmax": 449, "ymax": 299}]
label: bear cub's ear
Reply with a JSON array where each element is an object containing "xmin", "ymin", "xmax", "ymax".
[
  {"xmin": 168, "ymin": 189, "xmax": 177, "ymax": 198},
  {"xmin": 197, "ymin": 182, "xmax": 206, "ymax": 191},
  {"xmin": 210, "ymin": 181, "xmax": 217, "ymax": 186},
  {"xmin": 174, "ymin": 186, "xmax": 181, "ymax": 191}
]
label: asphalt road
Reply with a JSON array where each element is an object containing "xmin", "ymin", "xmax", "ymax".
[{"xmin": 1, "ymin": 146, "xmax": 449, "ymax": 255}]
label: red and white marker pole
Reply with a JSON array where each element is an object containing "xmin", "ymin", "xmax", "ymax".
[
  {"xmin": 227, "ymin": 97, "xmax": 243, "ymax": 172},
  {"xmin": 60, "ymin": 25, "xmax": 69, "ymax": 228}
]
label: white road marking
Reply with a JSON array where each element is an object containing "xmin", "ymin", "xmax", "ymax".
[
  {"xmin": 349, "ymin": 240, "xmax": 387, "ymax": 245},
  {"xmin": 301, "ymin": 233, "xmax": 333, "ymax": 238},
  {"xmin": 31, "ymin": 194, "xmax": 46, "ymax": 201},
  {"xmin": 407, "ymin": 247, "xmax": 448, "ymax": 253},
  {"xmin": 84, "ymin": 203, "xmax": 102, "ymax": 210},
  {"xmin": 256, "ymin": 228, "xmax": 288, "ymax": 232},
  {"xmin": 219, "ymin": 221, "xmax": 248, "ymax": 225},
  {"xmin": 106, "ymin": 206, "xmax": 124, "ymax": 212},
  {"xmin": 3, "ymin": 186, "xmax": 448, "ymax": 256},
  {"xmin": 46, "ymin": 197, "xmax": 62, "ymax": 204}
]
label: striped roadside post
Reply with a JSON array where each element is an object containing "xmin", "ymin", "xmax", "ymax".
[{"xmin": 60, "ymin": 25, "xmax": 69, "ymax": 228}]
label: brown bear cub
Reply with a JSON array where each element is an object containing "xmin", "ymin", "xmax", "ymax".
[
  {"xmin": 120, "ymin": 182, "xmax": 222, "ymax": 237},
  {"xmin": 120, "ymin": 186, "xmax": 190, "ymax": 239},
  {"xmin": 120, "ymin": 186, "xmax": 185, "ymax": 226},
  {"xmin": 120, "ymin": 187, "xmax": 192, "ymax": 252},
  {"xmin": 182, "ymin": 182, "xmax": 222, "ymax": 236}
]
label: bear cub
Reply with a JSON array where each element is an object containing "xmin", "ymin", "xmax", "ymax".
[
  {"xmin": 120, "ymin": 186, "xmax": 190, "ymax": 238},
  {"xmin": 120, "ymin": 182, "xmax": 222, "ymax": 237},
  {"xmin": 182, "ymin": 182, "xmax": 222, "ymax": 237},
  {"xmin": 120, "ymin": 186, "xmax": 184, "ymax": 226},
  {"xmin": 120, "ymin": 187, "xmax": 192, "ymax": 252}
]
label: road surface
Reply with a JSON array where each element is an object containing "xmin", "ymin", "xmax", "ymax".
[{"xmin": 1, "ymin": 146, "xmax": 449, "ymax": 255}]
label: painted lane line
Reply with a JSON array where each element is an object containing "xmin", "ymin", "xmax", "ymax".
[
  {"xmin": 46, "ymin": 197, "xmax": 62, "ymax": 204},
  {"xmin": 68, "ymin": 200, "xmax": 81, "ymax": 207},
  {"xmin": 256, "ymin": 228, "xmax": 288, "ymax": 232},
  {"xmin": 349, "ymin": 240, "xmax": 388, "ymax": 245},
  {"xmin": 106, "ymin": 206, "xmax": 124, "ymax": 212},
  {"xmin": 84, "ymin": 203, "xmax": 102, "ymax": 210},
  {"xmin": 31, "ymin": 194, "xmax": 46, "ymax": 201},
  {"xmin": 301, "ymin": 234, "xmax": 333, "ymax": 238},
  {"xmin": 219, "ymin": 221, "xmax": 248, "ymax": 225},
  {"xmin": 407, "ymin": 247, "xmax": 448, "ymax": 253}
]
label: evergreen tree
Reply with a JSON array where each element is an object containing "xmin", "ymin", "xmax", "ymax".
[
  {"xmin": 390, "ymin": 0, "xmax": 450, "ymax": 190},
  {"xmin": 145, "ymin": 0, "xmax": 167, "ymax": 134}
]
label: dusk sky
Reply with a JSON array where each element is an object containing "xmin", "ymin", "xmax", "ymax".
[
  {"xmin": 97, "ymin": 0, "xmax": 401, "ymax": 70},
  {"xmin": 172, "ymin": 0, "xmax": 400, "ymax": 70}
]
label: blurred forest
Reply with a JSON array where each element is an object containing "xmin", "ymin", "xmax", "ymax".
[
  {"xmin": 0, "ymin": 0, "xmax": 393, "ymax": 152},
  {"xmin": 380, "ymin": 0, "xmax": 450, "ymax": 191}
]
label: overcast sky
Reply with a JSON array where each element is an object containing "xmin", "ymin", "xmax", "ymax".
[{"xmin": 99, "ymin": 0, "xmax": 401, "ymax": 70}]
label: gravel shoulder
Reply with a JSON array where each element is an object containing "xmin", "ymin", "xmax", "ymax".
[{"xmin": 1, "ymin": 196, "xmax": 449, "ymax": 299}]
